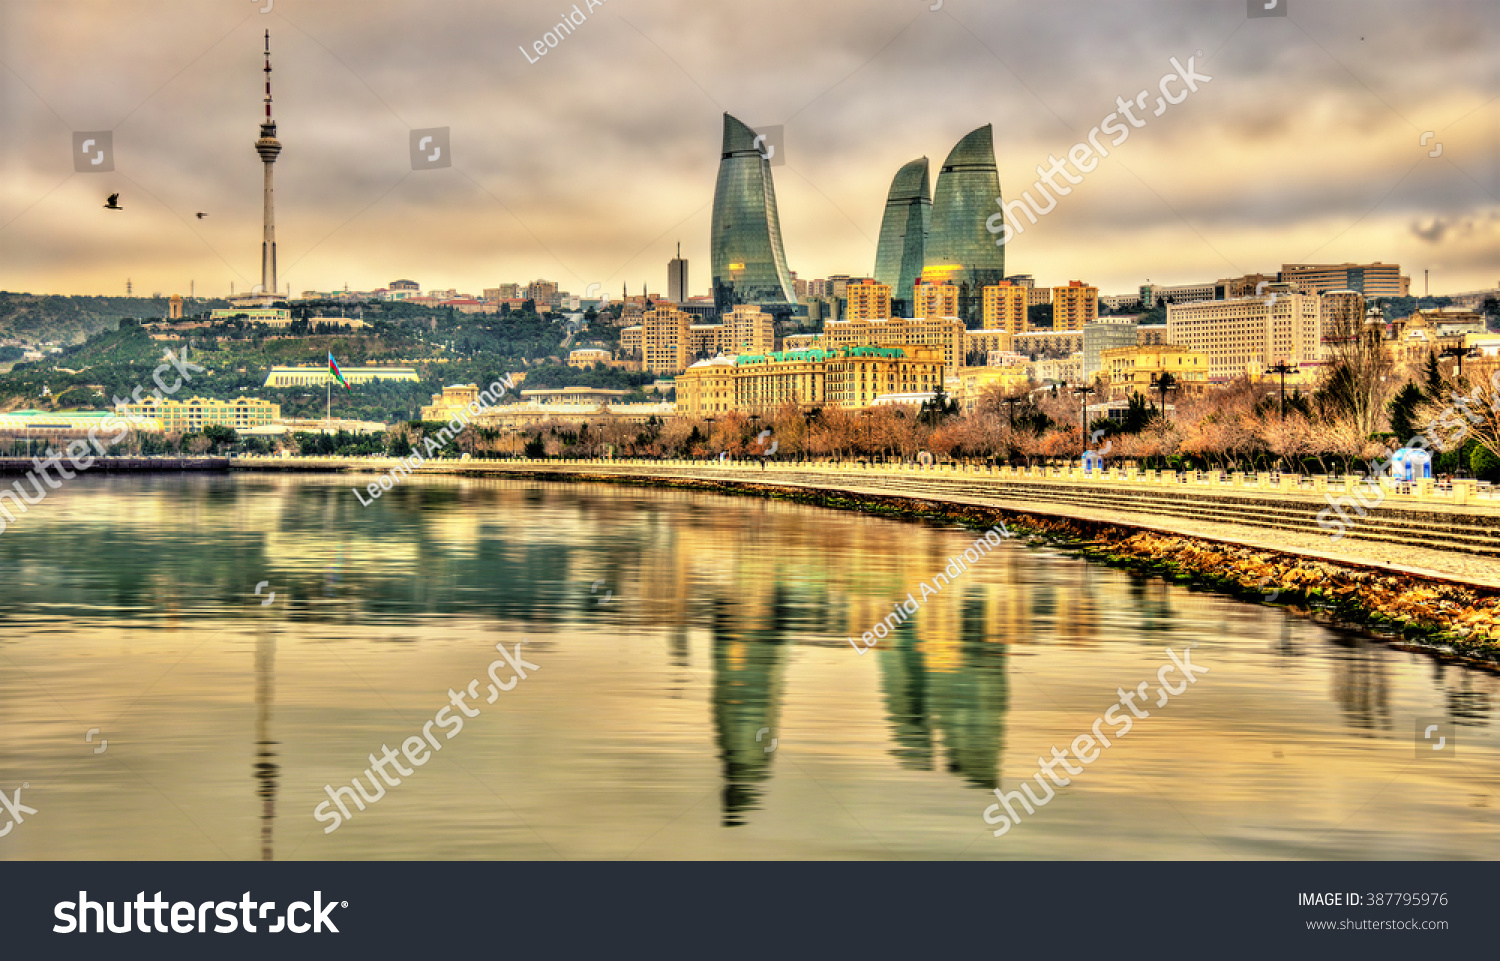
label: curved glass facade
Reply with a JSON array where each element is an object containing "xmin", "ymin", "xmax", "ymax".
[
  {"xmin": 711, "ymin": 114, "xmax": 796, "ymax": 311},
  {"xmin": 873, "ymin": 157, "xmax": 931, "ymax": 312},
  {"xmin": 924, "ymin": 124, "xmax": 1005, "ymax": 323}
]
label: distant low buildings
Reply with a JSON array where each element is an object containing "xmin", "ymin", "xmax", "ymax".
[
  {"xmin": 210, "ymin": 307, "xmax": 293, "ymax": 324},
  {"xmin": 520, "ymin": 387, "xmax": 633, "ymax": 406},
  {"xmin": 1032, "ymin": 353, "xmax": 1084, "ymax": 386},
  {"xmin": 0, "ymin": 409, "xmax": 162, "ymax": 439},
  {"xmin": 1013, "ymin": 329, "xmax": 1083, "ymax": 358},
  {"xmin": 951, "ymin": 365, "xmax": 1029, "ymax": 415},
  {"xmin": 263, "ymin": 366, "xmax": 419, "ymax": 387},
  {"xmin": 567, "ymin": 348, "xmax": 613, "ymax": 369},
  {"xmin": 117, "ymin": 396, "xmax": 281, "ymax": 432},
  {"xmin": 1100, "ymin": 344, "xmax": 1209, "ymax": 400},
  {"xmin": 420, "ymin": 384, "xmax": 481, "ymax": 421}
]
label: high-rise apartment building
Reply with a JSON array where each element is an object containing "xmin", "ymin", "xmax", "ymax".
[
  {"xmin": 913, "ymin": 281, "xmax": 960, "ymax": 320},
  {"xmin": 722, "ymin": 304, "xmax": 776, "ymax": 355},
  {"xmin": 642, "ymin": 304, "xmax": 692, "ymax": 375},
  {"xmin": 1166, "ymin": 287, "xmax": 1321, "ymax": 378},
  {"xmin": 845, "ymin": 279, "xmax": 893, "ymax": 321},
  {"xmin": 1052, "ymin": 281, "xmax": 1099, "ymax": 331},
  {"xmin": 1280, "ymin": 262, "xmax": 1409, "ymax": 298},
  {"xmin": 981, "ymin": 282, "xmax": 1028, "ymax": 334},
  {"xmin": 668, "ymin": 243, "xmax": 688, "ymax": 303}
]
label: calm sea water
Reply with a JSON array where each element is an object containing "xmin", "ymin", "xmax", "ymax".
[{"xmin": 0, "ymin": 473, "xmax": 1496, "ymax": 860}]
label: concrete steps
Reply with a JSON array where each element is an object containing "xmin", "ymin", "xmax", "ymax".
[{"xmin": 632, "ymin": 468, "xmax": 1500, "ymax": 558}]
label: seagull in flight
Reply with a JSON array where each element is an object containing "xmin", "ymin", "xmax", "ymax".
[
  {"xmin": 195, "ymin": 212, "xmax": 208, "ymax": 219},
  {"xmin": 103, "ymin": 193, "xmax": 122, "ymax": 210}
]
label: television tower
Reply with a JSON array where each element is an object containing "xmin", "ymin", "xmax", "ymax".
[{"xmin": 255, "ymin": 30, "xmax": 282, "ymax": 298}]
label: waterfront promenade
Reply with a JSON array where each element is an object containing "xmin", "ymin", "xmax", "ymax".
[{"xmin": 235, "ymin": 456, "xmax": 1500, "ymax": 590}]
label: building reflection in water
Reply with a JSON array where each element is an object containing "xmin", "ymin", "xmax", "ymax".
[
  {"xmin": 253, "ymin": 622, "xmax": 279, "ymax": 861},
  {"xmin": 878, "ymin": 593, "xmax": 1009, "ymax": 790},
  {"xmin": 709, "ymin": 590, "xmax": 790, "ymax": 826}
]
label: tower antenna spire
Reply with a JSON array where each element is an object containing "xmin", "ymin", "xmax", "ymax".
[{"xmin": 255, "ymin": 30, "xmax": 283, "ymax": 299}]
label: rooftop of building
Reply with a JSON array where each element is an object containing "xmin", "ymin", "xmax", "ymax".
[
  {"xmin": 266, "ymin": 365, "xmax": 417, "ymax": 372},
  {"xmin": 520, "ymin": 387, "xmax": 632, "ymax": 397}
]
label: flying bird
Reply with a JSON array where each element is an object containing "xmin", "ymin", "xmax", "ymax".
[
  {"xmin": 195, "ymin": 212, "xmax": 208, "ymax": 219},
  {"xmin": 103, "ymin": 193, "xmax": 122, "ymax": 210}
]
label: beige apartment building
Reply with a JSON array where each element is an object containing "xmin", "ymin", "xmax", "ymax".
[
  {"xmin": 845, "ymin": 280, "xmax": 893, "ymax": 321},
  {"xmin": 1052, "ymin": 281, "xmax": 1099, "ymax": 331},
  {"xmin": 913, "ymin": 281, "xmax": 960, "ymax": 319},
  {"xmin": 721, "ymin": 305, "xmax": 776, "ymax": 355},
  {"xmin": 642, "ymin": 304, "xmax": 692, "ymax": 375},
  {"xmin": 1166, "ymin": 287, "xmax": 1321, "ymax": 378},
  {"xmin": 982, "ymin": 282, "xmax": 1028, "ymax": 335},
  {"xmin": 1318, "ymin": 290, "xmax": 1367, "ymax": 340},
  {"xmin": 624, "ymin": 304, "xmax": 775, "ymax": 373}
]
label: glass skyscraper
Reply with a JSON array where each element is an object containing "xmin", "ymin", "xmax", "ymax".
[
  {"xmin": 711, "ymin": 113, "xmax": 796, "ymax": 312},
  {"xmin": 873, "ymin": 157, "xmax": 931, "ymax": 316},
  {"xmin": 924, "ymin": 124, "xmax": 1005, "ymax": 324}
]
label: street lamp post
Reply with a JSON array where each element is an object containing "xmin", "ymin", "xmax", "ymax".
[
  {"xmin": 1266, "ymin": 361, "xmax": 1296, "ymax": 417},
  {"xmin": 1073, "ymin": 384, "xmax": 1097, "ymax": 439},
  {"xmin": 1001, "ymin": 395, "xmax": 1023, "ymax": 431},
  {"xmin": 1440, "ymin": 344, "xmax": 1479, "ymax": 380}
]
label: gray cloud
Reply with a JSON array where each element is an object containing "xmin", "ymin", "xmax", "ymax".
[{"xmin": 1, "ymin": 0, "xmax": 1496, "ymax": 297}]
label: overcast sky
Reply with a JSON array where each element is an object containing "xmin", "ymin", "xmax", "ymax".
[{"xmin": 1, "ymin": 0, "xmax": 1496, "ymax": 299}]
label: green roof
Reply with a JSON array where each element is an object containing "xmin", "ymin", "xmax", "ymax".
[{"xmin": 734, "ymin": 345, "xmax": 910, "ymax": 367}]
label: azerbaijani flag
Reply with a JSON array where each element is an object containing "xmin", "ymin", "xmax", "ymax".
[{"xmin": 328, "ymin": 352, "xmax": 352, "ymax": 391}]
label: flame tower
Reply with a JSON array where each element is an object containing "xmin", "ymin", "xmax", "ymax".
[{"xmin": 254, "ymin": 30, "xmax": 282, "ymax": 297}]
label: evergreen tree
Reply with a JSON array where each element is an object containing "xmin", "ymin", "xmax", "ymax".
[
  {"xmin": 1387, "ymin": 381, "xmax": 1425, "ymax": 439},
  {"xmin": 1424, "ymin": 351, "xmax": 1443, "ymax": 400}
]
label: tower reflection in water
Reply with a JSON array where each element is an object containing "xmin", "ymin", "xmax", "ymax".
[
  {"xmin": 878, "ymin": 594, "xmax": 1008, "ymax": 790},
  {"xmin": 710, "ymin": 591, "xmax": 790, "ymax": 826},
  {"xmin": 708, "ymin": 579, "xmax": 1011, "ymax": 824},
  {"xmin": 253, "ymin": 622, "xmax": 279, "ymax": 860}
]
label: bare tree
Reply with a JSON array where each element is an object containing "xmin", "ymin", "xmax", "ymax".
[{"xmin": 1319, "ymin": 303, "xmax": 1395, "ymax": 438}]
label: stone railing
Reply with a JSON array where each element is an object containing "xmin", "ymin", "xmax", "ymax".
[{"xmin": 229, "ymin": 455, "xmax": 1497, "ymax": 509}]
